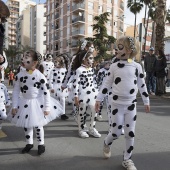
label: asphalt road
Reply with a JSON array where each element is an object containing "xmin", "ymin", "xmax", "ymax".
[{"xmin": 0, "ymin": 91, "xmax": 170, "ymax": 170}]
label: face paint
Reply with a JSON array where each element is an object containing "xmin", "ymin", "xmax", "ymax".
[
  {"xmin": 116, "ymin": 43, "xmax": 129, "ymax": 59},
  {"xmin": 88, "ymin": 46, "xmax": 94, "ymax": 53},
  {"xmin": 46, "ymin": 55, "xmax": 53, "ymax": 62},
  {"xmin": 22, "ymin": 51, "xmax": 34, "ymax": 69},
  {"xmin": 87, "ymin": 54, "xmax": 94, "ymax": 67}
]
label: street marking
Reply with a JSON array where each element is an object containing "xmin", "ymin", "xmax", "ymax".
[{"xmin": 0, "ymin": 130, "xmax": 7, "ymax": 138}]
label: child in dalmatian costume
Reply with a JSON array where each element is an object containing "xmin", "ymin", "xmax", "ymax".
[
  {"xmin": 96, "ymin": 61, "xmax": 111, "ymax": 121},
  {"xmin": 95, "ymin": 36, "xmax": 150, "ymax": 170},
  {"xmin": 73, "ymin": 51, "xmax": 101, "ymax": 138},
  {"xmin": 8, "ymin": 50, "xmax": 63, "ymax": 155},
  {"xmin": 0, "ymin": 72, "xmax": 10, "ymax": 129},
  {"xmin": 41, "ymin": 54, "xmax": 54, "ymax": 83},
  {"xmin": 62, "ymin": 41, "xmax": 95, "ymax": 118},
  {"xmin": 50, "ymin": 55, "xmax": 69, "ymax": 120},
  {"xmin": 0, "ymin": 51, "xmax": 8, "ymax": 82}
]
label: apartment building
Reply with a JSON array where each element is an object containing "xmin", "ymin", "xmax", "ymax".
[
  {"xmin": 5, "ymin": 0, "xmax": 36, "ymax": 49},
  {"xmin": 44, "ymin": 0, "xmax": 125, "ymax": 57},
  {"xmin": 30, "ymin": 4, "xmax": 46, "ymax": 56},
  {"xmin": 16, "ymin": 6, "xmax": 32, "ymax": 49}
]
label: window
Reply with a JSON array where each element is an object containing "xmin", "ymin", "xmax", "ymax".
[
  {"xmin": 60, "ymin": 30, "xmax": 63, "ymax": 37},
  {"xmin": 107, "ymin": 0, "xmax": 112, "ymax": 3},
  {"xmin": 88, "ymin": 26, "xmax": 93, "ymax": 34},
  {"xmin": 67, "ymin": 16, "xmax": 70, "ymax": 24},
  {"xmin": 114, "ymin": 32, "xmax": 117, "ymax": 38},
  {"xmin": 60, "ymin": 19, "xmax": 63, "ymax": 27},
  {"xmin": 88, "ymin": 14, "xmax": 93, "ymax": 22},
  {"xmin": 67, "ymin": 27, "xmax": 70, "ymax": 35},
  {"xmin": 98, "ymin": 5, "xmax": 102, "ymax": 12},
  {"xmin": 107, "ymin": 21, "xmax": 111, "ymax": 26},
  {"xmin": 107, "ymin": 8, "xmax": 111, "ymax": 13},
  {"xmin": 114, "ymin": 21, "xmax": 117, "ymax": 27},
  {"xmin": 67, "ymin": 4, "xmax": 70, "ymax": 11},
  {"xmin": 88, "ymin": 2, "xmax": 93, "ymax": 9},
  {"xmin": 114, "ymin": 9, "xmax": 118, "ymax": 17},
  {"xmin": 107, "ymin": 30, "xmax": 111, "ymax": 35}
]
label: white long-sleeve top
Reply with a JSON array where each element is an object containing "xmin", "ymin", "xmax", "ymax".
[
  {"xmin": 41, "ymin": 61, "xmax": 54, "ymax": 80},
  {"xmin": 49, "ymin": 67, "xmax": 67, "ymax": 90},
  {"xmin": 96, "ymin": 60, "xmax": 150, "ymax": 105},
  {"xmin": 12, "ymin": 69, "xmax": 50, "ymax": 111},
  {"xmin": 0, "ymin": 83, "xmax": 10, "ymax": 106},
  {"xmin": 73, "ymin": 66, "xmax": 98, "ymax": 104}
]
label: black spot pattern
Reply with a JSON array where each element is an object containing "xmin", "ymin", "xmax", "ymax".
[
  {"xmin": 128, "ymin": 104, "xmax": 135, "ymax": 111},
  {"xmin": 115, "ymin": 77, "xmax": 121, "ymax": 84}
]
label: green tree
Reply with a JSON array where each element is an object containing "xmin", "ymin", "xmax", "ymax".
[
  {"xmin": 127, "ymin": 0, "xmax": 143, "ymax": 38},
  {"xmin": 4, "ymin": 45, "xmax": 20, "ymax": 70},
  {"xmin": 86, "ymin": 12, "xmax": 116, "ymax": 60}
]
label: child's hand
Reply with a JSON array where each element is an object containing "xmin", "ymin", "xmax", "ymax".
[
  {"xmin": 51, "ymin": 89, "xmax": 54, "ymax": 93},
  {"xmin": 44, "ymin": 111, "xmax": 50, "ymax": 116},
  {"xmin": 74, "ymin": 97, "xmax": 79, "ymax": 107},
  {"xmin": 61, "ymin": 86, "xmax": 66, "ymax": 91},
  {"xmin": 95, "ymin": 101, "xmax": 101, "ymax": 112},
  {"xmin": 145, "ymin": 105, "xmax": 150, "ymax": 113},
  {"xmin": 12, "ymin": 108, "xmax": 18, "ymax": 115}
]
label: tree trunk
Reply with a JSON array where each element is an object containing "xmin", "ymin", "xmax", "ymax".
[
  {"xmin": 155, "ymin": 0, "xmax": 166, "ymax": 53},
  {"xmin": 144, "ymin": 5, "xmax": 147, "ymax": 26},
  {"xmin": 143, "ymin": 10, "xmax": 150, "ymax": 53},
  {"xmin": 151, "ymin": 21, "xmax": 156, "ymax": 48},
  {"xmin": 134, "ymin": 14, "xmax": 137, "ymax": 38}
]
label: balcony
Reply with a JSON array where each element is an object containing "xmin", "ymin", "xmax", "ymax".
[
  {"xmin": 55, "ymin": 13, "xmax": 59, "ymax": 20},
  {"xmin": 72, "ymin": 3, "xmax": 85, "ymax": 12},
  {"xmin": 44, "ymin": 22, "xmax": 47, "ymax": 26},
  {"xmin": 71, "ymin": 40, "xmax": 79, "ymax": 48},
  {"xmin": 43, "ymin": 32, "xmax": 46, "ymax": 36},
  {"xmin": 55, "ymin": 3, "xmax": 59, "ymax": 9},
  {"xmin": 44, "ymin": 2, "xmax": 47, "ymax": 8},
  {"xmin": 72, "ymin": 16, "xmax": 85, "ymax": 25},
  {"xmin": 119, "ymin": 27, "xmax": 124, "ymax": 32},
  {"xmin": 54, "ymin": 35, "xmax": 59, "ymax": 41},
  {"xmin": 44, "ymin": 12, "xmax": 47, "ymax": 17},
  {"xmin": 120, "ymin": 3, "xmax": 124, "ymax": 10},
  {"xmin": 72, "ymin": 29, "xmax": 85, "ymax": 37},
  {"xmin": 43, "ymin": 41, "xmax": 47, "ymax": 45}
]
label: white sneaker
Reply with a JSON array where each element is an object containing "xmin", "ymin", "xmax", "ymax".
[
  {"xmin": 79, "ymin": 130, "xmax": 89, "ymax": 138},
  {"xmin": 84, "ymin": 125, "xmax": 89, "ymax": 132},
  {"xmin": 122, "ymin": 159, "xmax": 137, "ymax": 170},
  {"xmin": 103, "ymin": 142, "xmax": 111, "ymax": 158},
  {"xmin": 151, "ymin": 92, "xmax": 155, "ymax": 95},
  {"xmin": 97, "ymin": 115, "xmax": 103, "ymax": 121},
  {"xmin": 89, "ymin": 128, "xmax": 101, "ymax": 138}
]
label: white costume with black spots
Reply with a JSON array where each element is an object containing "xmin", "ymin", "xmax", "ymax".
[
  {"xmin": 50, "ymin": 68, "xmax": 68, "ymax": 115},
  {"xmin": 0, "ymin": 83, "xmax": 10, "ymax": 120},
  {"xmin": 97, "ymin": 60, "xmax": 149, "ymax": 160},
  {"xmin": 8, "ymin": 69, "xmax": 63, "ymax": 128},
  {"xmin": 97, "ymin": 67, "xmax": 109, "ymax": 116},
  {"xmin": 73, "ymin": 65, "xmax": 98, "ymax": 131},
  {"xmin": 41, "ymin": 61, "xmax": 54, "ymax": 82},
  {"xmin": 0, "ymin": 52, "xmax": 8, "ymax": 82},
  {"xmin": 8, "ymin": 69, "xmax": 63, "ymax": 145}
]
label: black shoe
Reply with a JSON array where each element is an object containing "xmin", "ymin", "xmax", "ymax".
[
  {"xmin": 22, "ymin": 144, "xmax": 33, "ymax": 154},
  {"xmin": 38, "ymin": 145, "xmax": 45, "ymax": 155},
  {"xmin": 61, "ymin": 114, "xmax": 69, "ymax": 120}
]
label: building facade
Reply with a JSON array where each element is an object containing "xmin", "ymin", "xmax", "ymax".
[
  {"xmin": 5, "ymin": 0, "xmax": 36, "ymax": 49},
  {"xmin": 44, "ymin": 0, "xmax": 125, "ymax": 56},
  {"xmin": 30, "ymin": 4, "xmax": 46, "ymax": 56}
]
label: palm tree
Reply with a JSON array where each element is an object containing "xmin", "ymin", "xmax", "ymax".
[
  {"xmin": 4, "ymin": 45, "xmax": 20, "ymax": 70},
  {"xmin": 142, "ymin": 1, "xmax": 156, "ymax": 53},
  {"xmin": 154, "ymin": 0, "xmax": 166, "ymax": 53},
  {"xmin": 127, "ymin": 0, "xmax": 143, "ymax": 38}
]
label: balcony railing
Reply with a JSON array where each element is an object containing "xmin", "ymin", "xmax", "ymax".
[
  {"xmin": 72, "ymin": 29, "xmax": 85, "ymax": 36},
  {"xmin": 54, "ymin": 35, "xmax": 59, "ymax": 40},
  {"xmin": 72, "ymin": 3, "xmax": 85, "ymax": 11},
  {"xmin": 55, "ymin": 14, "xmax": 59, "ymax": 19},
  {"xmin": 120, "ymin": 3, "xmax": 124, "ymax": 10},
  {"xmin": 119, "ymin": 27, "xmax": 124, "ymax": 32},
  {"xmin": 72, "ymin": 16, "xmax": 85, "ymax": 24},
  {"xmin": 71, "ymin": 40, "xmax": 79, "ymax": 47},
  {"xmin": 43, "ymin": 41, "xmax": 47, "ymax": 45}
]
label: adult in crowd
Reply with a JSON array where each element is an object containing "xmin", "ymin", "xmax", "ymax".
[
  {"xmin": 154, "ymin": 50, "xmax": 167, "ymax": 96},
  {"xmin": 8, "ymin": 70, "xmax": 15, "ymax": 86},
  {"xmin": 144, "ymin": 47, "xmax": 157, "ymax": 95}
]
